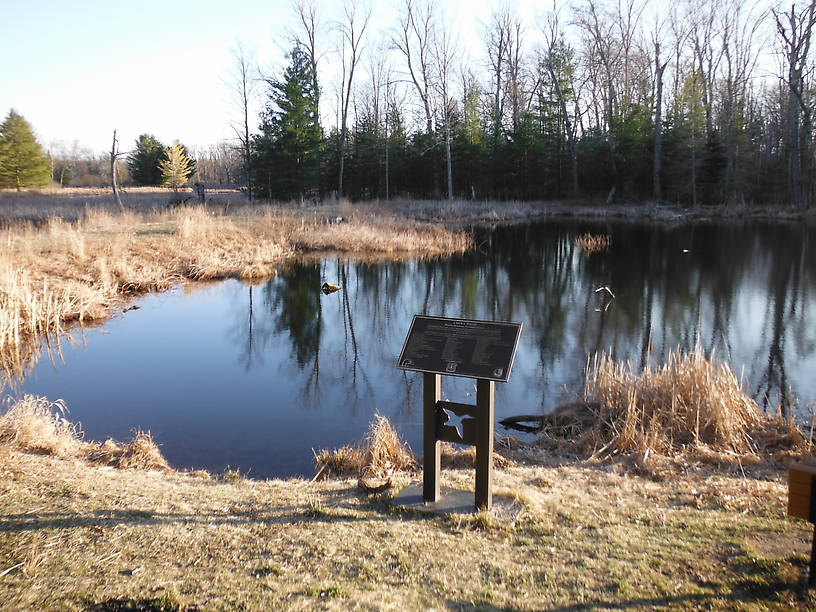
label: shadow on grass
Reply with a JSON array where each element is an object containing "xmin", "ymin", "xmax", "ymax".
[
  {"xmin": 0, "ymin": 479, "xmax": 441, "ymax": 536},
  {"xmin": 0, "ymin": 497, "xmax": 386, "ymax": 533},
  {"xmin": 440, "ymin": 576, "xmax": 815, "ymax": 611},
  {"xmin": 85, "ymin": 597, "xmax": 198, "ymax": 611}
]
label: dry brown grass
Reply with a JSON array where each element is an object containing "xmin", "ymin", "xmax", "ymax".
[
  {"xmin": 0, "ymin": 395, "xmax": 81, "ymax": 458},
  {"xmin": 1, "ymin": 431, "xmax": 813, "ymax": 610},
  {"xmin": 439, "ymin": 442, "xmax": 517, "ymax": 469},
  {"xmin": 0, "ymin": 395, "xmax": 168, "ymax": 471},
  {"xmin": 578, "ymin": 348, "xmax": 770, "ymax": 458},
  {"xmin": 575, "ymin": 232, "xmax": 611, "ymax": 255},
  {"xmin": 287, "ymin": 216, "xmax": 471, "ymax": 256},
  {"xmin": 314, "ymin": 414, "xmax": 519, "ymax": 487},
  {"xmin": 314, "ymin": 413, "xmax": 417, "ymax": 479},
  {"xmin": 86, "ymin": 431, "xmax": 170, "ymax": 471}
]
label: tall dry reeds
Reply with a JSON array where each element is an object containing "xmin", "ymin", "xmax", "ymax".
[
  {"xmin": 0, "ymin": 395, "xmax": 80, "ymax": 458},
  {"xmin": 0, "ymin": 395, "xmax": 169, "ymax": 470},
  {"xmin": 575, "ymin": 233, "xmax": 611, "ymax": 255},
  {"xmin": 287, "ymin": 216, "xmax": 471, "ymax": 256},
  {"xmin": 314, "ymin": 413, "xmax": 417, "ymax": 479},
  {"xmin": 582, "ymin": 347, "xmax": 764, "ymax": 456}
]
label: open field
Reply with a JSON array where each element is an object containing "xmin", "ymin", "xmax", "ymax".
[{"xmin": 3, "ymin": 187, "xmax": 815, "ymax": 227}]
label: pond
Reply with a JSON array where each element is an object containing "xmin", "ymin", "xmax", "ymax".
[{"xmin": 10, "ymin": 219, "xmax": 816, "ymax": 478}]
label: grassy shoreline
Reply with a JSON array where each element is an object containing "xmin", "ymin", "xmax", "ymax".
[
  {"xmin": 0, "ymin": 351, "xmax": 814, "ymax": 608},
  {"xmin": 0, "ymin": 201, "xmax": 480, "ymax": 380},
  {"xmin": 1, "ymin": 444, "xmax": 814, "ymax": 609}
]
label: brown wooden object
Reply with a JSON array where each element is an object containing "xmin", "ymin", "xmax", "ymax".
[{"xmin": 788, "ymin": 463, "xmax": 816, "ymax": 586}]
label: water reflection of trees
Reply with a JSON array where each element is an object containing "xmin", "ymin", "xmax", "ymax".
[
  {"xmin": 227, "ymin": 221, "xmax": 816, "ymax": 420},
  {"xmin": 754, "ymin": 225, "xmax": 814, "ymax": 414}
]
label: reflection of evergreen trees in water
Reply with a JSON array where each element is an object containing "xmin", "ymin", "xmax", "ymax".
[
  {"xmin": 265, "ymin": 262, "xmax": 322, "ymax": 367},
  {"xmin": 754, "ymin": 224, "xmax": 813, "ymax": 415},
  {"xmin": 228, "ymin": 221, "xmax": 815, "ymax": 419},
  {"xmin": 458, "ymin": 221, "xmax": 813, "ymax": 416}
]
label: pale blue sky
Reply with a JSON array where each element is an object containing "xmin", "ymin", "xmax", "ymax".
[
  {"xmin": 2, "ymin": 0, "xmax": 305, "ymax": 154},
  {"xmin": 1, "ymin": 0, "xmax": 527, "ymax": 155}
]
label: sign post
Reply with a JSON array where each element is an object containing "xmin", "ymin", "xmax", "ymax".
[{"xmin": 398, "ymin": 315, "xmax": 522, "ymax": 511}]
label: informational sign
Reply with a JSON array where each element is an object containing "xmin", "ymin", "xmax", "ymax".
[{"xmin": 397, "ymin": 315, "xmax": 522, "ymax": 382}]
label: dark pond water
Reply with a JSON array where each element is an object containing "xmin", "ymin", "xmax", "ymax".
[{"xmin": 11, "ymin": 220, "xmax": 816, "ymax": 478}]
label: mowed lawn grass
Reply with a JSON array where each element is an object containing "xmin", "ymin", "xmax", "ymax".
[{"xmin": 0, "ymin": 447, "xmax": 813, "ymax": 611}]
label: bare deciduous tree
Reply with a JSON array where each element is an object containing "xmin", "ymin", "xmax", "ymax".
[
  {"xmin": 575, "ymin": 0, "xmax": 623, "ymax": 200},
  {"xmin": 292, "ymin": 0, "xmax": 324, "ymax": 197},
  {"xmin": 649, "ymin": 15, "xmax": 669, "ymax": 201},
  {"xmin": 485, "ymin": 8, "xmax": 513, "ymax": 147},
  {"xmin": 337, "ymin": 1, "xmax": 370, "ymax": 200},
  {"xmin": 110, "ymin": 129, "xmax": 123, "ymax": 210},
  {"xmin": 433, "ymin": 17, "xmax": 458, "ymax": 200},
  {"xmin": 773, "ymin": 0, "xmax": 816, "ymax": 211},
  {"xmin": 689, "ymin": 0, "xmax": 721, "ymax": 138},
  {"xmin": 543, "ymin": 3, "xmax": 579, "ymax": 196},
  {"xmin": 394, "ymin": 0, "xmax": 437, "ymax": 194},
  {"xmin": 717, "ymin": 0, "xmax": 763, "ymax": 205},
  {"xmin": 229, "ymin": 42, "xmax": 255, "ymax": 201},
  {"xmin": 506, "ymin": 15, "xmax": 526, "ymax": 133}
]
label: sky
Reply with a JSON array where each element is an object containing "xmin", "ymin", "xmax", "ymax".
[
  {"xmin": 1, "ymin": 0, "xmax": 542, "ymax": 157},
  {"xmin": 1, "ymin": 0, "xmax": 784, "ymax": 157}
]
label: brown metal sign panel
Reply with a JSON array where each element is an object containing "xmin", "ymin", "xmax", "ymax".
[{"xmin": 397, "ymin": 315, "xmax": 522, "ymax": 383}]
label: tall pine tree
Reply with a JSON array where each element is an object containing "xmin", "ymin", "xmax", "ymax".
[
  {"xmin": 127, "ymin": 134, "xmax": 166, "ymax": 186},
  {"xmin": 160, "ymin": 140, "xmax": 194, "ymax": 190},
  {"xmin": 0, "ymin": 110, "xmax": 51, "ymax": 190},
  {"xmin": 253, "ymin": 46, "xmax": 321, "ymax": 200}
]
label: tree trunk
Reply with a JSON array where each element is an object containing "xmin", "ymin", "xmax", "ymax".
[
  {"xmin": 547, "ymin": 57, "xmax": 578, "ymax": 196},
  {"xmin": 110, "ymin": 130, "xmax": 123, "ymax": 211},
  {"xmin": 385, "ymin": 105, "xmax": 390, "ymax": 201},
  {"xmin": 791, "ymin": 66, "xmax": 803, "ymax": 210},
  {"xmin": 244, "ymin": 100, "xmax": 252, "ymax": 203},
  {"xmin": 445, "ymin": 114, "xmax": 453, "ymax": 200},
  {"xmin": 691, "ymin": 128, "xmax": 697, "ymax": 208},
  {"xmin": 653, "ymin": 44, "xmax": 667, "ymax": 202},
  {"xmin": 337, "ymin": 5, "xmax": 368, "ymax": 202},
  {"xmin": 338, "ymin": 130, "xmax": 346, "ymax": 200}
]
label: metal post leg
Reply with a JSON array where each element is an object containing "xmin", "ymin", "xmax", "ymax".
[
  {"xmin": 810, "ymin": 523, "xmax": 816, "ymax": 587},
  {"xmin": 475, "ymin": 379, "xmax": 495, "ymax": 511},
  {"xmin": 423, "ymin": 373, "xmax": 441, "ymax": 502}
]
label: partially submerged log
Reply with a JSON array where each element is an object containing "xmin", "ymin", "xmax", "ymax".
[
  {"xmin": 500, "ymin": 401, "xmax": 600, "ymax": 435},
  {"xmin": 498, "ymin": 415, "xmax": 546, "ymax": 433}
]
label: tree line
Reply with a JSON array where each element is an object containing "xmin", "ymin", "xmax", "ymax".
[
  {"xmin": 0, "ymin": 109, "xmax": 202, "ymax": 191},
  {"xmin": 5, "ymin": 0, "xmax": 815, "ymax": 210},
  {"xmin": 233, "ymin": 0, "xmax": 816, "ymax": 209}
]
